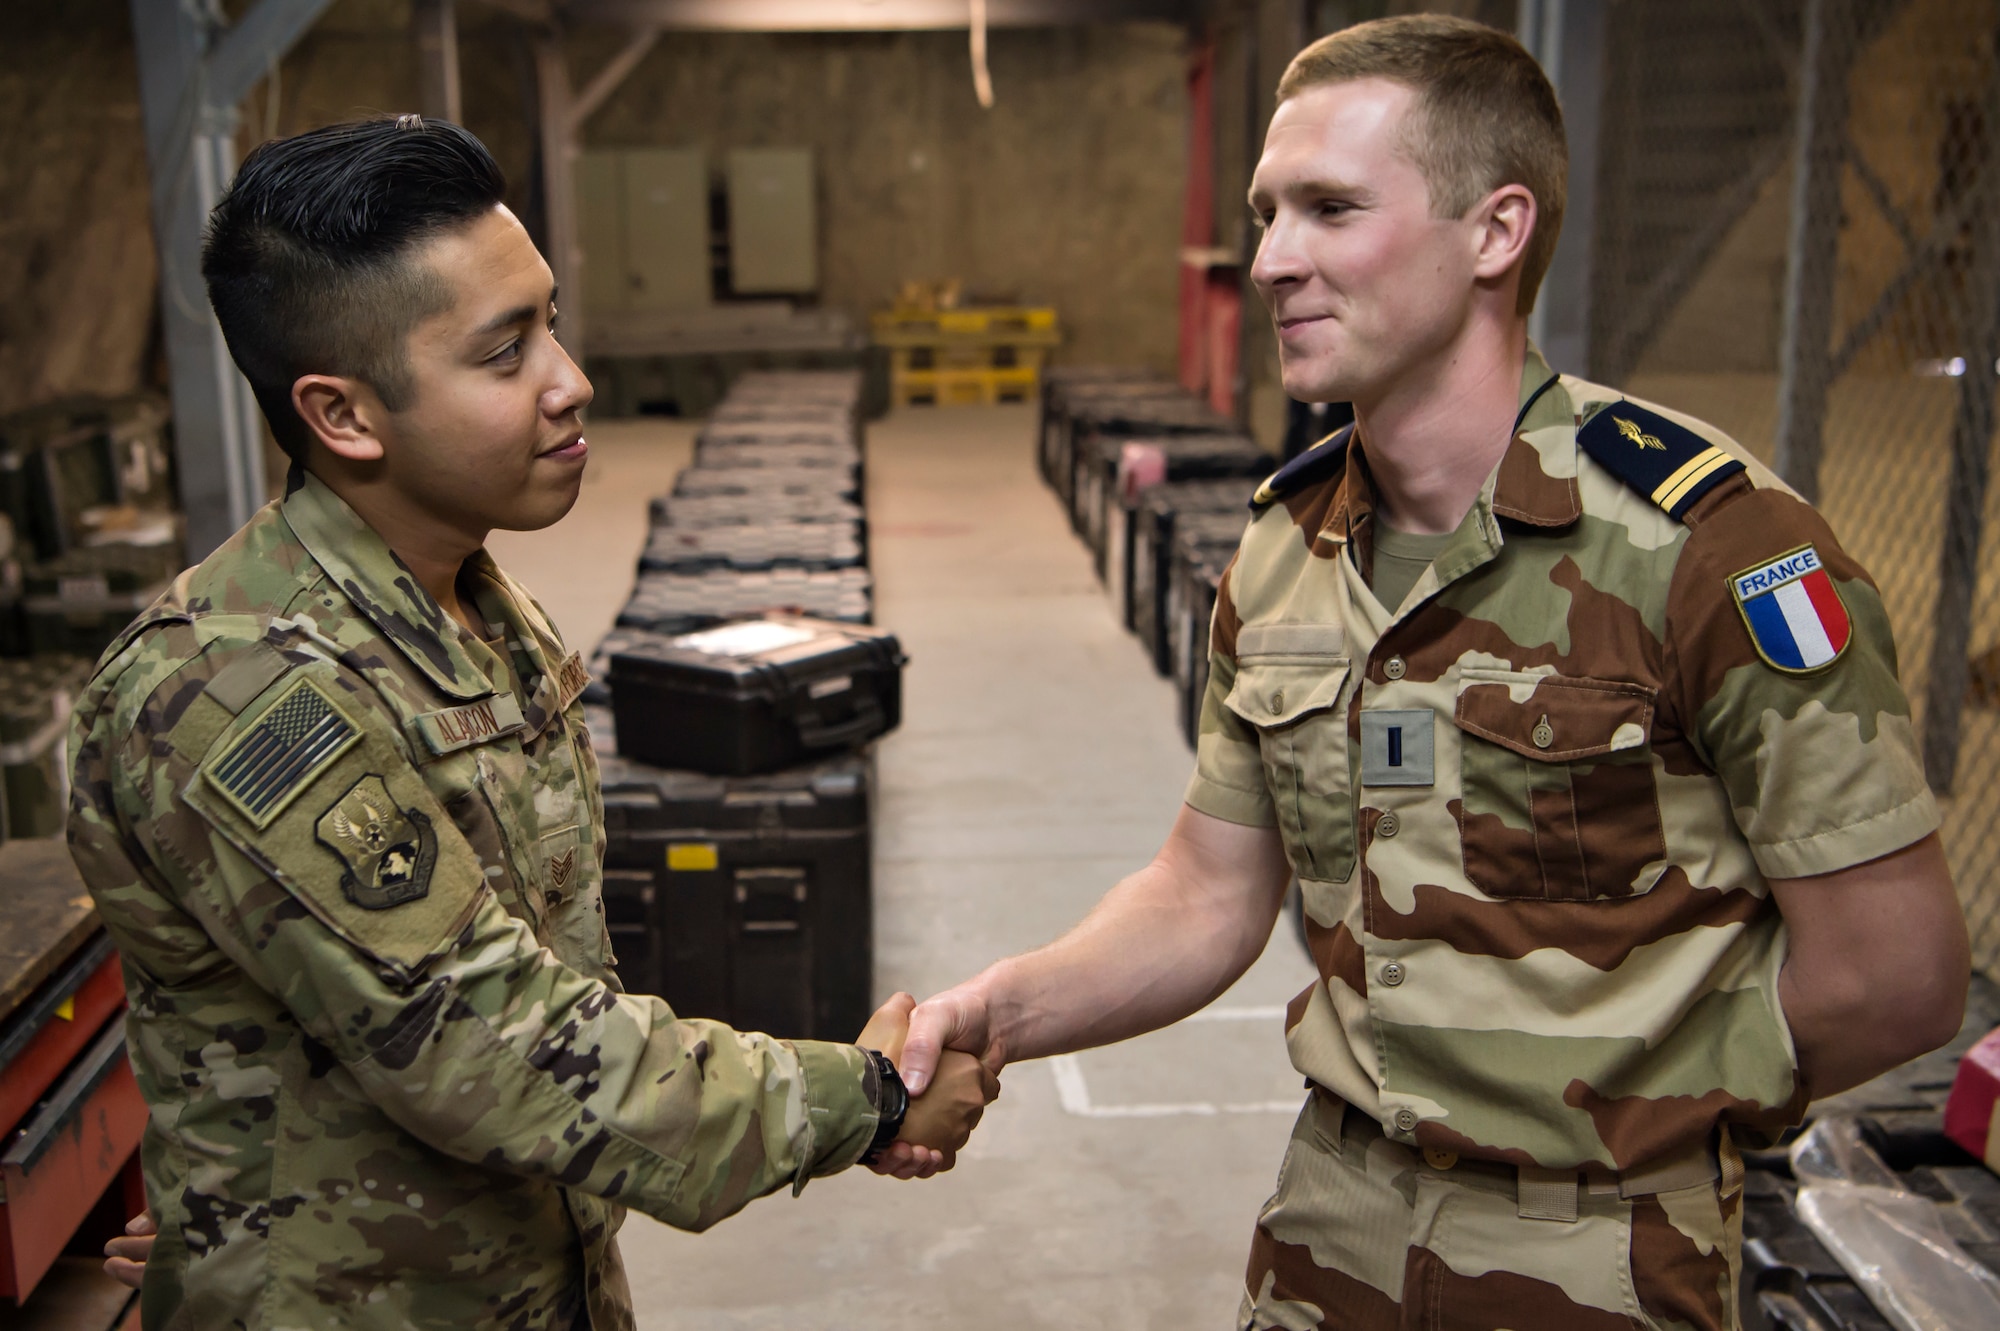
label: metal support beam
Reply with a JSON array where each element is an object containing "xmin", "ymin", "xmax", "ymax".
[
  {"xmin": 535, "ymin": 24, "xmax": 664, "ymax": 368},
  {"xmin": 1772, "ymin": 0, "xmax": 1857, "ymax": 504},
  {"xmin": 571, "ymin": 26, "xmax": 662, "ymax": 125},
  {"xmin": 1519, "ymin": 0, "xmax": 1606, "ymax": 376},
  {"xmin": 414, "ymin": 0, "xmax": 463, "ymax": 124},
  {"xmin": 1920, "ymin": 21, "xmax": 2000, "ymax": 794},
  {"xmin": 533, "ymin": 35, "xmax": 584, "ymax": 360},
  {"xmin": 131, "ymin": 0, "xmax": 333, "ymax": 560}
]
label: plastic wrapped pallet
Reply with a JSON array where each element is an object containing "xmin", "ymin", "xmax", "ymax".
[
  {"xmin": 648, "ymin": 490, "xmax": 863, "ymax": 530},
  {"xmin": 694, "ymin": 439, "xmax": 861, "ymax": 474},
  {"xmin": 617, "ymin": 567, "xmax": 874, "ymax": 633},
  {"xmin": 598, "ymin": 745, "xmax": 873, "ymax": 1042},
  {"xmin": 639, "ymin": 519, "xmax": 865, "ymax": 574},
  {"xmin": 672, "ymin": 465, "xmax": 860, "ymax": 503}
]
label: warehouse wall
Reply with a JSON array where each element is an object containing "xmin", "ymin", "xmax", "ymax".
[
  {"xmin": 576, "ymin": 24, "xmax": 1190, "ymax": 371},
  {"xmin": 0, "ymin": 0, "xmax": 158, "ymax": 418}
]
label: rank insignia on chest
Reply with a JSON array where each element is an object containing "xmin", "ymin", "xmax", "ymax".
[
  {"xmin": 316, "ymin": 774, "xmax": 439, "ymax": 910},
  {"xmin": 1730, "ymin": 544, "xmax": 1852, "ymax": 672}
]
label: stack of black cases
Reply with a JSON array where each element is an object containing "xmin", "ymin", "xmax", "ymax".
[
  {"xmin": 589, "ymin": 370, "xmax": 893, "ymax": 1043},
  {"xmin": 1036, "ymin": 372, "xmax": 1270, "ymax": 747}
]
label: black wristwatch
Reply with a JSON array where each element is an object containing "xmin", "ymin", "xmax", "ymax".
[{"xmin": 860, "ymin": 1049, "xmax": 908, "ymax": 1164}]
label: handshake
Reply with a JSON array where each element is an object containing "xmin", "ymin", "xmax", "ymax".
[{"xmin": 853, "ymin": 991, "xmax": 1001, "ymax": 1181}]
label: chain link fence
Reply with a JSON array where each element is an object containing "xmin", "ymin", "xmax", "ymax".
[{"xmin": 1588, "ymin": 0, "xmax": 2000, "ymax": 977}]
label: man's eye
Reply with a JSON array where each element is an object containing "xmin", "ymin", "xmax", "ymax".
[
  {"xmin": 549, "ymin": 309, "xmax": 561, "ymax": 333},
  {"xmin": 1251, "ymin": 211, "xmax": 1272, "ymax": 230},
  {"xmin": 1318, "ymin": 201, "xmax": 1349, "ymax": 219},
  {"xmin": 489, "ymin": 339, "xmax": 522, "ymax": 364}
]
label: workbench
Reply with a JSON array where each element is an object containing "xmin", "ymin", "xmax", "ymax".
[{"xmin": 0, "ymin": 838, "xmax": 143, "ymax": 1306}]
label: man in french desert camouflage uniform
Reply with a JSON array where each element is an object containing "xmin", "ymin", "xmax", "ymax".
[
  {"xmin": 71, "ymin": 118, "xmax": 993, "ymax": 1331},
  {"xmin": 892, "ymin": 16, "xmax": 1970, "ymax": 1329}
]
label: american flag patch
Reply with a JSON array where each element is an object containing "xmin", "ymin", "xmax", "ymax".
[{"xmin": 204, "ymin": 678, "xmax": 361, "ymax": 828}]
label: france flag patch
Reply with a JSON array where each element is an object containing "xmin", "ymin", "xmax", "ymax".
[{"xmin": 1730, "ymin": 545, "xmax": 1852, "ymax": 673}]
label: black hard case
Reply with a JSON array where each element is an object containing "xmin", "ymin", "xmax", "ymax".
[
  {"xmin": 1178, "ymin": 553, "xmax": 1230, "ymax": 749},
  {"xmin": 599, "ymin": 750, "xmax": 873, "ymax": 1042},
  {"xmin": 1062, "ymin": 398, "xmax": 1229, "ymax": 523},
  {"xmin": 1135, "ymin": 488, "xmax": 1251, "ymax": 674},
  {"xmin": 608, "ymin": 615, "xmax": 905, "ymax": 774},
  {"xmin": 1035, "ymin": 370, "xmax": 1171, "ymax": 487},
  {"xmin": 1093, "ymin": 434, "xmax": 1264, "ymax": 587}
]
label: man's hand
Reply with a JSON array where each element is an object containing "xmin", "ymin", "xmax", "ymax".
[
  {"xmin": 104, "ymin": 1210, "xmax": 155, "ymax": 1290},
  {"xmin": 899, "ymin": 987, "xmax": 996, "ymax": 1096}
]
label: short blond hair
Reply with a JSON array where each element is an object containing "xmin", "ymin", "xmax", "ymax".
[{"xmin": 1278, "ymin": 15, "xmax": 1566, "ymax": 316}]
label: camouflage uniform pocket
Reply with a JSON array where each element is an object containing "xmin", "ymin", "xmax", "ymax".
[
  {"xmin": 1453, "ymin": 671, "xmax": 1668, "ymax": 901},
  {"xmin": 1224, "ymin": 656, "xmax": 1356, "ymax": 883}
]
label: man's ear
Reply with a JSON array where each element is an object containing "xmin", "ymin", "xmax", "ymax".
[
  {"xmin": 293, "ymin": 375, "xmax": 387, "ymax": 464},
  {"xmin": 1471, "ymin": 183, "xmax": 1537, "ymax": 290}
]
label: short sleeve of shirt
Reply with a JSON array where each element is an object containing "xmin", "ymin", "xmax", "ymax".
[
  {"xmin": 1184, "ymin": 562, "xmax": 1277, "ymax": 828},
  {"xmin": 1668, "ymin": 485, "xmax": 1938, "ymax": 879}
]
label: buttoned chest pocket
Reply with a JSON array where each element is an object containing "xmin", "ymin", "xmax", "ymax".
[
  {"xmin": 1224, "ymin": 656, "xmax": 1355, "ymax": 883},
  {"xmin": 1452, "ymin": 670, "xmax": 1667, "ymax": 901}
]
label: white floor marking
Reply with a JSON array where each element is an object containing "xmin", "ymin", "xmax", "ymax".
[{"xmin": 1049, "ymin": 1006, "xmax": 1301, "ymax": 1118}]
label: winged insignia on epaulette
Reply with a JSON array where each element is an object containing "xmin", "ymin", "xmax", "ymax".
[{"xmin": 1614, "ymin": 416, "xmax": 1665, "ymax": 450}]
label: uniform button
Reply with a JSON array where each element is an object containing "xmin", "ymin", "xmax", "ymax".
[
  {"xmin": 1394, "ymin": 1108, "xmax": 1419, "ymax": 1134},
  {"xmin": 1532, "ymin": 714, "xmax": 1554, "ymax": 750},
  {"xmin": 1383, "ymin": 656, "xmax": 1407, "ymax": 680},
  {"xmin": 1379, "ymin": 961, "xmax": 1405, "ymax": 987},
  {"xmin": 1270, "ymin": 689, "xmax": 1285, "ymax": 714},
  {"xmin": 1423, "ymin": 1146, "xmax": 1459, "ymax": 1170},
  {"xmin": 1376, "ymin": 811, "xmax": 1401, "ymax": 838}
]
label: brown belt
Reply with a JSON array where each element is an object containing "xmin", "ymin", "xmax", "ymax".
[{"xmin": 1320, "ymin": 1088, "xmax": 1730, "ymax": 1223}]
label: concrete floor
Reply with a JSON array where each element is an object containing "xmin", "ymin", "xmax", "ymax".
[{"xmin": 490, "ymin": 403, "xmax": 1318, "ymax": 1329}]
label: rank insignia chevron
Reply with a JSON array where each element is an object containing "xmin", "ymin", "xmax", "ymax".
[{"xmin": 1577, "ymin": 401, "xmax": 1746, "ymax": 522}]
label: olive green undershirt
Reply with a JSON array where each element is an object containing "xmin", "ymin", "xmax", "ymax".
[{"xmin": 1369, "ymin": 523, "xmax": 1455, "ymax": 614}]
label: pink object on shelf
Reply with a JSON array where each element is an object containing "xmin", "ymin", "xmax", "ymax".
[{"xmin": 1944, "ymin": 1026, "xmax": 2000, "ymax": 1171}]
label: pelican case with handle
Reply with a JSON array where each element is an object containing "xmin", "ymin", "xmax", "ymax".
[
  {"xmin": 607, "ymin": 614, "xmax": 905, "ymax": 775},
  {"xmin": 596, "ymin": 749, "xmax": 873, "ymax": 1042}
]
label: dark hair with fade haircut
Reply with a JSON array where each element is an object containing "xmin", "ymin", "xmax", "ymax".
[
  {"xmin": 1278, "ymin": 15, "xmax": 1566, "ymax": 316},
  {"xmin": 202, "ymin": 115, "xmax": 508, "ymax": 461}
]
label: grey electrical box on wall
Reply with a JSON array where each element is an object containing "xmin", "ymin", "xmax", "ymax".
[
  {"xmin": 726, "ymin": 148, "xmax": 817, "ymax": 295},
  {"xmin": 579, "ymin": 147, "xmax": 712, "ymax": 315}
]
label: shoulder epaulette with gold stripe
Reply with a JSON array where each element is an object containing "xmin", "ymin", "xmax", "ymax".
[
  {"xmin": 1249, "ymin": 425, "xmax": 1353, "ymax": 510},
  {"xmin": 1576, "ymin": 401, "xmax": 1745, "ymax": 522}
]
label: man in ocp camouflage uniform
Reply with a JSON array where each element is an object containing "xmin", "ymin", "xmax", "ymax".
[
  {"xmin": 893, "ymin": 16, "xmax": 1971, "ymax": 1329},
  {"xmin": 70, "ymin": 118, "xmax": 994, "ymax": 1330}
]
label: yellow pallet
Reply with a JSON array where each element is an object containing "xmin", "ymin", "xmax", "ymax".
[
  {"xmin": 872, "ymin": 306, "xmax": 1061, "ymax": 347},
  {"xmin": 891, "ymin": 365, "xmax": 1040, "ymax": 407},
  {"xmin": 888, "ymin": 345, "xmax": 1049, "ymax": 373}
]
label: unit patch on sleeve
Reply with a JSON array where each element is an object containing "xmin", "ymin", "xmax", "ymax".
[
  {"xmin": 1576, "ymin": 400, "xmax": 1747, "ymax": 521},
  {"xmin": 315, "ymin": 774, "xmax": 439, "ymax": 910},
  {"xmin": 203, "ymin": 677, "xmax": 362, "ymax": 828},
  {"xmin": 1730, "ymin": 544, "xmax": 1852, "ymax": 673}
]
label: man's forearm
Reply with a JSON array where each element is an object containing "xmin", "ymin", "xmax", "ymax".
[{"xmin": 973, "ymin": 854, "xmax": 1283, "ymax": 1066}]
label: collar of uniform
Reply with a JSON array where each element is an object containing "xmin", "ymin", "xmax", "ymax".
[
  {"xmin": 1489, "ymin": 344, "xmax": 1582, "ymax": 529},
  {"xmin": 1318, "ymin": 345, "xmax": 1578, "ymax": 582},
  {"xmin": 462, "ymin": 553, "xmax": 565, "ymax": 685},
  {"xmin": 281, "ymin": 472, "xmax": 499, "ymax": 702}
]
